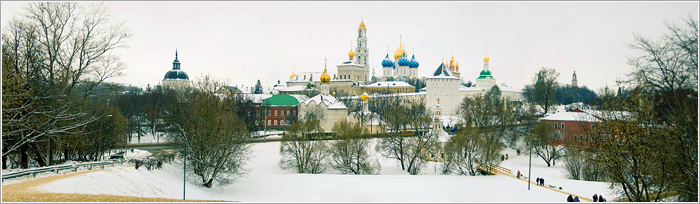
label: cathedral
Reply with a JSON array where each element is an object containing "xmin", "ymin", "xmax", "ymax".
[
  {"xmin": 162, "ymin": 50, "xmax": 191, "ymax": 89},
  {"xmin": 380, "ymin": 36, "xmax": 420, "ymax": 81}
]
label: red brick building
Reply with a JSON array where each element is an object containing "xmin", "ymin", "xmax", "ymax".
[
  {"xmin": 255, "ymin": 94, "xmax": 302, "ymax": 129},
  {"xmin": 540, "ymin": 109, "xmax": 602, "ymax": 149}
]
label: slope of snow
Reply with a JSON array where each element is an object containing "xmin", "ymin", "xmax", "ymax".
[{"xmin": 37, "ymin": 139, "xmax": 616, "ymax": 202}]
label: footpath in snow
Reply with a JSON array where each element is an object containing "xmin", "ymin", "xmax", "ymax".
[{"xmin": 35, "ymin": 140, "xmax": 615, "ymax": 202}]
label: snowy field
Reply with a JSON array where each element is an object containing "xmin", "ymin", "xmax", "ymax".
[{"xmin": 35, "ymin": 139, "xmax": 616, "ymax": 202}]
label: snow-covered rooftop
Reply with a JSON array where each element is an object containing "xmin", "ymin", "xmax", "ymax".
[
  {"xmin": 541, "ymin": 111, "xmax": 601, "ymax": 123},
  {"xmin": 362, "ymin": 81, "xmax": 413, "ymax": 88}
]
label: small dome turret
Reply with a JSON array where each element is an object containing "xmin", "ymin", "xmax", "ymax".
[
  {"xmin": 320, "ymin": 65, "xmax": 331, "ymax": 83},
  {"xmin": 360, "ymin": 92, "xmax": 369, "ymax": 101},
  {"xmin": 409, "ymin": 55, "xmax": 419, "ymax": 68},
  {"xmin": 381, "ymin": 54, "xmax": 394, "ymax": 67},
  {"xmin": 397, "ymin": 53, "xmax": 410, "ymax": 67}
]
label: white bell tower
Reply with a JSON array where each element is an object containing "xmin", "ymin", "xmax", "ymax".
[{"xmin": 357, "ymin": 19, "xmax": 369, "ymax": 83}]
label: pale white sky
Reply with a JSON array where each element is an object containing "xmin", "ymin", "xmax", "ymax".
[{"xmin": 2, "ymin": 1, "xmax": 697, "ymax": 92}]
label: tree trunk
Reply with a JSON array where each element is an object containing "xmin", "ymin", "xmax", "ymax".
[
  {"xmin": 2, "ymin": 154, "xmax": 7, "ymax": 169},
  {"xmin": 203, "ymin": 178, "xmax": 214, "ymax": 188},
  {"xmin": 21, "ymin": 143, "xmax": 28, "ymax": 169},
  {"xmin": 64, "ymin": 144, "xmax": 69, "ymax": 161}
]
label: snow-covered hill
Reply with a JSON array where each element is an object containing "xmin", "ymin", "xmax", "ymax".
[{"xmin": 36, "ymin": 140, "xmax": 615, "ymax": 202}]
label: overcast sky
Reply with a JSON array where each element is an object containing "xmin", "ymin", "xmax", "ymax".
[{"xmin": 2, "ymin": 1, "xmax": 697, "ymax": 92}]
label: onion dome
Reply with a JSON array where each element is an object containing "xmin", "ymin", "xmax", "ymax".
[
  {"xmin": 358, "ymin": 20, "xmax": 366, "ymax": 30},
  {"xmin": 332, "ymin": 91, "xmax": 336, "ymax": 96},
  {"xmin": 409, "ymin": 55, "xmax": 419, "ymax": 68},
  {"xmin": 394, "ymin": 43, "xmax": 407, "ymax": 60},
  {"xmin": 449, "ymin": 56, "xmax": 455, "ymax": 67},
  {"xmin": 397, "ymin": 53, "xmax": 410, "ymax": 67},
  {"xmin": 290, "ymin": 67, "xmax": 297, "ymax": 79},
  {"xmin": 477, "ymin": 70, "xmax": 493, "ymax": 79},
  {"xmin": 320, "ymin": 65, "xmax": 331, "ymax": 83},
  {"xmin": 348, "ymin": 47, "xmax": 355, "ymax": 60},
  {"xmin": 360, "ymin": 92, "xmax": 369, "ymax": 101},
  {"xmin": 382, "ymin": 54, "xmax": 394, "ymax": 67},
  {"xmin": 456, "ymin": 60, "xmax": 459, "ymax": 68},
  {"xmin": 484, "ymin": 53, "xmax": 489, "ymax": 62}
]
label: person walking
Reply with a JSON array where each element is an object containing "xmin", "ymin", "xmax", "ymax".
[
  {"xmin": 536, "ymin": 177, "xmax": 540, "ymax": 185},
  {"xmin": 573, "ymin": 196, "xmax": 580, "ymax": 202},
  {"xmin": 541, "ymin": 178, "xmax": 545, "ymax": 186},
  {"xmin": 567, "ymin": 194, "xmax": 574, "ymax": 202},
  {"xmin": 593, "ymin": 194, "xmax": 598, "ymax": 202},
  {"xmin": 506, "ymin": 154, "xmax": 509, "ymax": 160},
  {"xmin": 598, "ymin": 195, "xmax": 604, "ymax": 202},
  {"xmin": 516, "ymin": 170, "xmax": 521, "ymax": 179}
]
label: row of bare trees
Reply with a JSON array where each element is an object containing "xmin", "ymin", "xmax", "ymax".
[{"xmin": 2, "ymin": 2, "xmax": 131, "ymax": 168}]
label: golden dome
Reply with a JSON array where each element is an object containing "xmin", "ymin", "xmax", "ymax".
[
  {"xmin": 290, "ymin": 67, "xmax": 297, "ymax": 79},
  {"xmin": 394, "ymin": 43, "xmax": 407, "ymax": 59},
  {"xmin": 456, "ymin": 60, "xmax": 460, "ymax": 68},
  {"xmin": 320, "ymin": 65, "xmax": 331, "ymax": 83},
  {"xmin": 332, "ymin": 91, "xmax": 336, "ymax": 96},
  {"xmin": 484, "ymin": 54, "xmax": 489, "ymax": 62},
  {"xmin": 450, "ymin": 56, "xmax": 455, "ymax": 67},
  {"xmin": 349, "ymin": 46, "xmax": 355, "ymax": 59},
  {"xmin": 358, "ymin": 20, "xmax": 366, "ymax": 30},
  {"xmin": 360, "ymin": 92, "xmax": 369, "ymax": 101}
]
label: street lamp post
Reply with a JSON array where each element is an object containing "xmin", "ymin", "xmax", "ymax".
[
  {"xmin": 528, "ymin": 147, "xmax": 532, "ymax": 190},
  {"xmin": 183, "ymin": 139, "xmax": 187, "ymax": 200}
]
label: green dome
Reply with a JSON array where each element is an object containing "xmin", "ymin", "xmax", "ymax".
[{"xmin": 477, "ymin": 70, "xmax": 493, "ymax": 79}]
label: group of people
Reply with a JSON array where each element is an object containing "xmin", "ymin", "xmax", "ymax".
[
  {"xmin": 536, "ymin": 177, "xmax": 545, "ymax": 186},
  {"xmin": 593, "ymin": 194, "xmax": 606, "ymax": 202},
  {"xmin": 500, "ymin": 154, "xmax": 509, "ymax": 161},
  {"xmin": 568, "ymin": 194, "xmax": 605, "ymax": 202},
  {"xmin": 566, "ymin": 194, "xmax": 581, "ymax": 202}
]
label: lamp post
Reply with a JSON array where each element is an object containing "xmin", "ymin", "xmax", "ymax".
[
  {"xmin": 528, "ymin": 146, "xmax": 532, "ymax": 190},
  {"xmin": 183, "ymin": 139, "xmax": 187, "ymax": 200}
]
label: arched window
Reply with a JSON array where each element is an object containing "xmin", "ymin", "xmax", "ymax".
[
  {"xmin": 274, "ymin": 120, "xmax": 278, "ymax": 125},
  {"xmin": 287, "ymin": 110, "xmax": 290, "ymax": 116},
  {"xmin": 275, "ymin": 110, "xmax": 278, "ymax": 116},
  {"xmin": 268, "ymin": 120, "xmax": 271, "ymax": 125}
]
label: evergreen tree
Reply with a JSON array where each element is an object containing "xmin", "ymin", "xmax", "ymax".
[{"xmin": 254, "ymin": 79, "xmax": 264, "ymax": 94}]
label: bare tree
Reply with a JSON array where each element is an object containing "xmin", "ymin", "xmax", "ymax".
[
  {"xmin": 279, "ymin": 107, "xmax": 328, "ymax": 174},
  {"xmin": 525, "ymin": 121, "xmax": 563, "ymax": 167},
  {"xmin": 166, "ymin": 75, "xmax": 251, "ymax": 188},
  {"xmin": 624, "ymin": 15, "xmax": 697, "ymax": 202},
  {"xmin": 329, "ymin": 119, "xmax": 380, "ymax": 174},
  {"xmin": 1, "ymin": 2, "xmax": 131, "ymax": 168},
  {"xmin": 524, "ymin": 67, "xmax": 560, "ymax": 114},
  {"xmin": 375, "ymin": 98, "xmax": 435, "ymax": 175}
]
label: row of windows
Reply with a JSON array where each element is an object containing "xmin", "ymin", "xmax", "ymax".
[
  {"xmin": 552, "ymin": 123, "xmax": 565, "ymax": 130},
  {"xmin": 268, "ymin": 110, "xmax": 296, "ymax": 116},
  {"xmin": 255, "ymin": 120, "xmax": 291, "ymax": 126},
  {"xmin": 573, "ymin": 135, "xmax": 594, "ymax": 142}
]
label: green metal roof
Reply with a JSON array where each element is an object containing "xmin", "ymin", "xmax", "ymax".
[
  {"xmin": 477, "ymin": 70, "xmax": 493, "ymax": 79},
  {"xmin": 262, "ymin": 94, "xmax": 300, "ymax": 106}
]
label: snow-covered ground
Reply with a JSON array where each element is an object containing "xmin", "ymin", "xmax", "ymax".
[{"xmin": 35, "ymin": 139, "xmax": 616, "ymax": 202}]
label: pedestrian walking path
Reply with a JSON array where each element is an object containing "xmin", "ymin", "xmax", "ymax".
[{"xmin": 481, "ymin": 164, "xmax": 599, "ymax": 202}]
